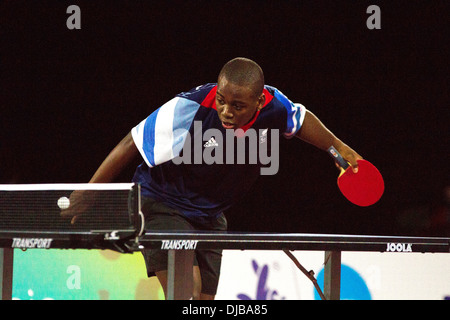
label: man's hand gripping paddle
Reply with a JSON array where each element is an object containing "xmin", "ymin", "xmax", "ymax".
[{"xmin": 327, "ymin": 146, "xmax": 384, "ymax": 206}]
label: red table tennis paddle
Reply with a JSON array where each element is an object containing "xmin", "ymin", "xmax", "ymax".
[{"xmin": 327, "ymin": 146, "xmax": 384, "ymax": 206}]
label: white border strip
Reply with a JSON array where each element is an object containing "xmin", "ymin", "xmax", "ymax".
[
  {"xmin": 153, "ymin": 97, "xmax": 177, "ymax": 166},
  {"xmin": 0, "ymin": 183, "xmax": 135, "ymax": 191}
]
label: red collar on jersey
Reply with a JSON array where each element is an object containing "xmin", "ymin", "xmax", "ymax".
[{"xmin": 201, "ymin": 85, "xmax": 274, "ymax": 133}]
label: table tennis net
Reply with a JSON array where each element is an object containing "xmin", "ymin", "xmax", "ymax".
[{"xmin": 0, "ymin": 183, "xmax": 138, "ymax": 232}]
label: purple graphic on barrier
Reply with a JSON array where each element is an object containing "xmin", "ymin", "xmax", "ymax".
[{"xmin": 237, "ymin": 260, "xmax": 285, "ymax": 300}]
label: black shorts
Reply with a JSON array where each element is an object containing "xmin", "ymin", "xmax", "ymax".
[{"xmin": 140, "ymin": 197, "xmax": 227, "ymax": 296}]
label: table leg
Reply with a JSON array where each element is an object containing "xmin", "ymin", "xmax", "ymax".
[
  {"xmin": 324, "ymin": 250, "xmax": 341, "ymax": 300},
  {"xmin": 166, "ymin": 249, "xmax": 194, "ymax": 300},
  {"xmin": 0, "ymin": 248, "xmax": 13, "ymax": 300}
]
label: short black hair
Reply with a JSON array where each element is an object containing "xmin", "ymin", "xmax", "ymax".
[{"xmin": 218, "ymin": 57, "xmax": 264, "ymax": 97}]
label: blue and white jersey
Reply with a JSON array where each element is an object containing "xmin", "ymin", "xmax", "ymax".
[{"xmin": 131, "ymin": 83, "xmax": 306, "ymax": 225}]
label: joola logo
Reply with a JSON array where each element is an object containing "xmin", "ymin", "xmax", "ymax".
[
  {"xmin": 161, "ymin": 240, "xmax": 199, "ymax": 250},
  {"xmin": 386, "ymin": 243, "xmax": 412, "ymax": 252}
]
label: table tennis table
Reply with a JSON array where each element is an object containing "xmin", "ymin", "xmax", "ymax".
[{"xmin": 1, "ymin": 183, "xmax": 449, "ymax": 300}]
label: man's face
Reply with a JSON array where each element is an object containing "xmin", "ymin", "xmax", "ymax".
[{"xmin": 216, "ymin": 76, "xmax": 265, "ymax": 129}]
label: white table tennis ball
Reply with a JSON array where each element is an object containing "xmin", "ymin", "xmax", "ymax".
[{"xmin": 57, "ymin": 196, "xmax": 70, "ymax": 209}]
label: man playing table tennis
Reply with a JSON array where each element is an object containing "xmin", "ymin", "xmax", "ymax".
[{"xmin": 62, "ymin": 57, "xmax": 362, "ymax": 300}]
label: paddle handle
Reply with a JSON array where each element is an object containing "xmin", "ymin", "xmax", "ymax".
[{"xmin": 327, "ymin": 146, "xmax": 350, "ymax": 170}]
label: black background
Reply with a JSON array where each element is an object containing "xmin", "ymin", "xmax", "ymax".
[{"xmin": 1, "ymin": 1, "xmax": 449, "ymax": 236}]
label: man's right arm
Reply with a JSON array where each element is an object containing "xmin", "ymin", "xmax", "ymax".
[
  {"xmin": 61, "ymin": 132, "xmax": 139, "ymax": 223},
  {"xmin": 88, "ymin": 132, "xmax": 139, "ymax": 183}
]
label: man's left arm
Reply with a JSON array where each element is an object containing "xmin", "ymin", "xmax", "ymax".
[{"xmin": 295, "ymin": 109, "xmax": 362, "ymax": 172}]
